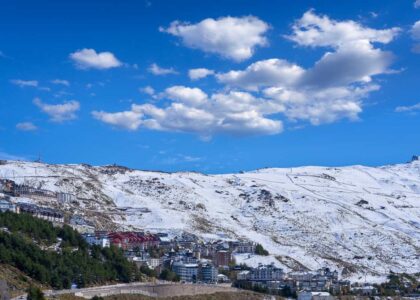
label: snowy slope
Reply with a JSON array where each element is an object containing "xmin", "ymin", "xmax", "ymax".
[{"xmin": 0, "ymin": 159, "xmax": 419, "ymax": 281}]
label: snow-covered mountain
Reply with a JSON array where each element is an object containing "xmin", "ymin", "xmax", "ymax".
[{"xmin": 0, "ymin": 159, "xmax": 419, "ymax": 281}]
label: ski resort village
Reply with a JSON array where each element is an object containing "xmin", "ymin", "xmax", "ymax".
[{"xmin": 0, "ymin": 158, "xmax": 419, "ymax": 298}]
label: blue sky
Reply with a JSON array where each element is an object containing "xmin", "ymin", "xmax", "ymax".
[{"xmin": 1, "ymin": 0, "xmax": 419, "ymax": 173}]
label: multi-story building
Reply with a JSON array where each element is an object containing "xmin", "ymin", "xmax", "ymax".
[
  {"xmin": 287, "ymin": 268, "xmax": 337, "ymax": 292},
  {"xmin": 298, "ymin": 291, "xmax": 333, "ymax": 300},
  {"xmin": 172, "ymin": 261, "xmax": 199, "ymax": 282},
  {"xmin": 213, "ymin": 250, "xmax": 232, "ymax": 267},
  {"xmin": 17, "ymin": 203, "xmax": 64, "ymax": 223},
  {"xmin": 83, "ymin": 232, "xmax": 110, "ymax": 248},
  {"xmin": 237, "ymin": 270, "xmax": 251, "ymax": 281},
  {"xmin": 108, "ymin": 232, "xmax": 160, "ymax": 250},
  {"xmin": 0, "ymin": 198, "xmax": 18, "ymax": 213},
  {"xmin": 237, "ymin": 264, "xmax": 284, "ymax": 282},
  {"xmin": 317, "ymin": 268, "xmax": 338, "ymax": 281},
  {"xmin": 70, "ymin": 215, "xmax": 95, "ymax": 234},
  {"xmin": 250, "ymin": 264, "xmax": 284, "ymax": 282},
  {"xmin": 200, "ymin": 263, "xmax": 218, "ymax": 283},
  {"xmin": 14, "ymin": 185, "xmax": 57, "ymax": 201},
  {"xmin": 57, "ymin": 192, "xmax": 76, "ymax": 204},
  {"xmin": 234, "ymin": 241, "xmax": 256, "ymax": 253}
]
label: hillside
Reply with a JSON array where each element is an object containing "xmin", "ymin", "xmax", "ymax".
[
  {"xmin": 0, "ymin": 211, "xmax": 142, "ymax": 289},
  {"xmin": 0, "ymin": 264, "xmax": 45, "ymax": 297},
  {"xmin": 0, "ymin": 159, "xmax": 419, "ymax": 282}
]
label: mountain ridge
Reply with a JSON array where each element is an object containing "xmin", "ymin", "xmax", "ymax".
[{"xmin": 0, "ymin": 159, "xmax": 419, "ymax": 282}]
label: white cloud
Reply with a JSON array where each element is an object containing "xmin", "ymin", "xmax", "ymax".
[
  {"xmin": 216, "ymin": 59, "xmax": 304, "ymax": 91},
  {"xmin": 92, "ymin": 109, "xmax": 143, "ymax": 130},
  {"xmin": 301, "ymin": 43, "xmax": 394, "ymax": 88},
  {"xmin": 415, "ymin": 0, "xmax": 420, "ymax": 8},
  {"xmin": 51, "ymin": 79, "xmax": 70, "ymax": 86},
  {"xmin": 214, "ymin": 11, "xmax": 398, "ymax": 124},
  {"xmin": 92, "ymin": 88, "xmax": 283, "ymax": 138},
  {"xmin": 164, "ymin": 86, "xmax": 208, "ymax": 106},
  {"xmin": 395, "ymin": 102, "xmax": 420, "ymax": 113},
  {"xmin": 263, "ymin": 85, "xmax": 378, "ymax": 125},
  {"xmin": 93, "ymin": 11, "xmax": 399, "ymax": 137},
  {"xmin": 161, "ymin": 16, "xmax": 269, "ymax": 61},
  {"xmin": 33, "ymin": 98, "xmax": 80, "ymax": 122},
  {"xmin": 16, "ymin": 122, "xmax": 37, "ymax": 131},
  {"xmin": 188, "ymin": 68, "xmax": 215, "ymax": 80},
  {"xmin": 10, "ymin": 79, "xmax": 38, "ymax": 88},
  {"xmin": 285, "ymin": 10, "xmax": 398, "ymax": 88},
  {"xmin": 140, "ymin": 86, "xmax": 155, "ymax": 96},
  {"xmin": 70, "ymin": 48, "xmax": 122, "ymax": 69},
  {"xmin": 411, "ymin": 21, "xmax": 420, "ymax": 53},
  {"xmin": 286, "ymin": 10, "xmax": 399, "ymax": 48},
  {"xmin": 148, "ymin": 63, "xmax": 178, "ymax": 75},
  {"xmin": 412, "ymin": 21, "xmax": 420, "ymax": 40}
]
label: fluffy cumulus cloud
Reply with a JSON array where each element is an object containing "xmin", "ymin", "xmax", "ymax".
[
  {"xmin": 286, "ymin": 10, "xmax": 399, "ymax": 48},
  {"xmin": 33, "ymin": 98, "xmax": 80, "ymax": 122},
  {"xmin": 263, "ymin": 85, "xmax": 378, "ymax": 125},
  {"xmin": 16, "ymin": 122, "xmax": 37, "ymax": 131},
  {"xmin": 93, "ymin": 11, "xmax": 400, "ymax": 137},
  {"xmin": 148, "ymin": 63, "xmax": 178, "ymax": 75},
  {"xmin": 301, "ymin": 44, "xmax": 394, "ymax": 88},
  {"xmin": 70, "ymin": 49, "xmax": 122, "ymax": 69},
  {"xmin": 188, "ymin": 68, "xmax": 214, "ymax": 80},
  {"xmin": 92, "ymin": 87, "xmax": 283, "ymax": 138},
  {"xmin": 92, "ymin": 109, "xmax": 143, "ymax": 130},
  {"xmin": 216, "ymin": 59, "xmax": 304, "ymax": 91},
  {"xmin": 161, "ymin": 16, "xmax": 269, "ymax": 61},
  {"xmin": 288, "ymin": 10, "xmax": 398, "ymax": 86},
  {"xmin": 214, "ymin": 11, "xmax": 399, "ymax": 125},
  {"xmin": 164, "ymin": 86, "xmax": 208, "ymax": 106}
]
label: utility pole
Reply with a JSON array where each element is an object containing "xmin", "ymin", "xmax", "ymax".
[{"xmin": 35, "ymin": 153, "xmax": 42, "ymax": 163}]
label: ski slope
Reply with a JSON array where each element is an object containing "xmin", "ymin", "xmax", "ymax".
[{"xmin": 0, "ymin": 159, "xmax": 419, "ymax": 281}]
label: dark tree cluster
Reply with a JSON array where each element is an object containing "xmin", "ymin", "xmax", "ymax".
[
  {"xmin": 0, "ymin": 211, "xmax": 142, "ymax": 289},
  {"xmin": 255, "ymin": 244, "xmax": 269, "ymax": 256}
]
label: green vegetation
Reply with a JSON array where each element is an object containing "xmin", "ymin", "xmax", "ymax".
[
  {"xmin": 0, "ymin": 211, "xmax": 84, "ymax": 247},
  {"xmin": 233, "ymin": 281, "xmax": 268, "ymax": 294},
  {"xmin": 26, "ymin": 286, "xmax": 45, "ymax": 300},
  {"xmin": 255, "ymin": 244, "xmax": 269, "ymax": 256},
  {"xmin": 374, "ymin": 272, "xmax": 419, "ymax": 296},
  {"xmin": 158, "ymin": 269, "xmax": 180, "ymax": 282},
  {"xmin": 139, "ymin": 266, "xmax": 157, "ymax": 278},
  {"xmin": 147, "ymin": 246, "xmax": 165, "ymax": 259},
  {"xmin": 234, "ymin": 281, "xmax": 296, "ymax": 298},
  {"xmin": 0, "ymin": 211, "xmax": 142, "ymax": 289}
]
